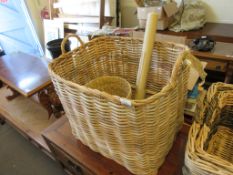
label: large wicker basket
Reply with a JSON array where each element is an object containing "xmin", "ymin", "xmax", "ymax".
[
  {"xmin": 49, "ymin": 34, "xmax": 206, "ymax": 175},
  {"xmin": 183, "ymin": 82, "xmax": 233, "ymax": 175}
]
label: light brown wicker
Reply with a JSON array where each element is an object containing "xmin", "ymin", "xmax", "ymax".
[
  {"xmin": 207, "ymin": 126, "xmax": 233, "ymax": 163},
  {"xmin": 85, "ymin": 76, "xmax": 132, "ymax": 99},
  {"xmin": 49, "ymin": 34, "xmax": 206, "ymax": 175},
  {"xmin": 183, "ymin": 82, "xmax": 233, "ymax": 175}
]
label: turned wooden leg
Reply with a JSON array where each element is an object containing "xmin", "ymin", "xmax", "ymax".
[
  {"xmin": 224, "ymin": 62, "xmax": 233, "ymax": 84},
  {"xmin": 38, "ymin": 85, "xmax": 64, "ymax": 119},
  {"xmin": 38, "ymin": 90, "xmax": 53, "ymax": 118},
  {"xmin": 0, "ymin": 81, "xmax": 3, "ymax": 88},
  {"xmin": 47, "ymin": 85, "xmax": 64, "ymax": 118},
  {"xmin": 6, "ymin": 87, "xmax": 20, "ymax": 101},
  {"xmin": 52, "ymin": 105, "xmax": 64, "ymax": 118},
  {"xmin": 0, "ymin": 115, "xmax": 5, "ymax": 125}
]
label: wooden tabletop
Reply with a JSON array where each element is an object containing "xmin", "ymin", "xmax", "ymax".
[
  {"xmin": 191, "ymin": 42, "xmax": 233, "ymax": 62},
  {"xmin": 43, "ymin": 116, "xmax": 190, "ymax": 175},
  {"xmin": 158, "ymin": 22, "xmax": 233, "ymax": 43},
  {"xmin": 0, "ymin": 52, "xmax": 51, "ymax": 97}
]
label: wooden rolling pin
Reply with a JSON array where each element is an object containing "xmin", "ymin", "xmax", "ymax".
[{"xmin": 135, "ymin": 12, "xmax": 158, "ymax": 99}]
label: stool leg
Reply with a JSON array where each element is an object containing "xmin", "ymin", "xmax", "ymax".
[
  {"xmin": 6, "ymin": 87, "xmax": 20, "ymax": 101},
  {"xmin": 38, "ymin": 90, "xmax": 53, "ymax": 118},
  {"xmin": 38, "ymin": 85, "xmax": 64, "ymax": 119},
  {"xmin": 0, "ymin": 81, "xmax": 3, "ymax": 88},
  {"xmin": 224, "ymin": 62, "xmax": 233, "ymax": 84},
  {"xmin": 0, "ymin": 115, "xmax": 5, "ymax": 125}
]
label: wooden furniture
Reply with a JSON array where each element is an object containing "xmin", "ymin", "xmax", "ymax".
[
  {"xmin": 0, "ymin": 86, "xmax": 55, "ymax": 158},
  {"xmin": 0, "ymin": 52, "xmax": 62, "ymax": 159},
  {"xmin": 50, "ymin": 0, "xmax": 109, "ymax": 29},
  {"xmin": 43, "ymin": 116, "xmax": 190, "ymax": 175},
  {"xmin": 0, "ymin": 52, "xmax": 51, "ymax": 97},
  {"xmin": 0, "ymin": 52, "xmax": 63, "ymax": 117},
  {"xmin": 158, "ymin": 22, "xmax": 233, "ymax": 42},
  {"xmin": 191, "ymin": 42, "xmax": 233, "ymax": 83},
  {"xmin": 158, "ymin": 22, "xmax": 233, "ymax": 84}
]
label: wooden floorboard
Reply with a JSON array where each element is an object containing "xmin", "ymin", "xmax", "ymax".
[{"xmin": 0, "ymin": 86, "xmax": 56, "ymax": 156}]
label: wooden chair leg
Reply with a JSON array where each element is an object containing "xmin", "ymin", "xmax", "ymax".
[
  {"xmin": 0, "ymin": 115, "xmax": 5, "ymax": 125},
  {"xmin": 38, "ymin": 90, "xmax": 53, "ymax": 118},
  {"xmin": 224, "ymin": 62, "xmax": 233, "ymax": 84},
  {"xmin": 38, "ymin": 85, "xmax": 64, "ymax": 119},
  {"xmin": 6, "ymin": 87, "xmax": 20, "ymax": 101},
  {"xmin": 0, "ymin": 81, "xmax": 3, "ymax": 88}
]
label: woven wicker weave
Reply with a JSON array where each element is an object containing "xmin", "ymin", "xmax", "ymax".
[
  {"xmin": 85, "ymin": 76, "xmax": 132, "ymax": 98},
  {"xmin": 207, "ymin": 126, "xmax": 233, "ymax": 163},
  {"xmin": 184, "ymin": 82, "xmax": 233, "ymax": 175},
  {"xmin": 49, "ymin": 34, "xmax": 205, "ymax": 175}
]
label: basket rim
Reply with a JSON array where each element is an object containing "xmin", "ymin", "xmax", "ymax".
[
  {"xmin": 185, "ymin": 83, "xmax": 233, "ymax": 174},
  {"xmin": 187, "ymin": 122, "xmax": 233, "ymax": 172},
  {"xmin": 85, "ymin": 75, "xmax": 132, "ymax": 99},
  {"xmin": 48, "ymin": 36, "xmax": 193, "ymax": 107}
]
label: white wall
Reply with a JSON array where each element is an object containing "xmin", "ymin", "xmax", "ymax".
[
  {"xmin": 120, "ymin": 0, "xmax": 138, "ymax": 27},
  {"xmin": 177, "ymin": 0, "xmax": 233, "ymax": 24},
  {"xmin": 120, "ymin": 0, "xmax": 233, "ymax": 27},
  {"xmin": 25, "ymin": 0, "xmax": 233, "ymax": 44},
  {"xmin": 25, "ymin": 0, "xmax": 48, "ymax": 49}
]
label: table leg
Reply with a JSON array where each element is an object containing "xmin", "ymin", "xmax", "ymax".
[
  {"xmin": 47, "ymin": 85, "xmax": 64, "ymax": 118},
  {"xmin": 38, "ymin": 85, "xmax": 64, "ymax": 119},
  {"xmin": 224, "ymin": 62, "xmax": 233, "ymax": 84},
  {"xmin": 38, "ymin": 90, "xmax": 53, "ymax": 118},
  {"xmin": 0, "ymin": 114, "xmax": 5, "ymax": 125},
  {"xmin": 6, "ymin": 87, "xmax": 20, "ymax": 101}
]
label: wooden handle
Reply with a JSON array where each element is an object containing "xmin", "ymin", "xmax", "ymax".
[
  {"xmin": 61, "ymin": 34, "xmax": 84, "ymax": 54},
  {"xmin": 135, "ymin": 12, "xmax": 158, "ymax": 99}
]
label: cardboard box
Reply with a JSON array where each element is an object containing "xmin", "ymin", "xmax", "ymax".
[{"xmin": 137, "ymin": 2, "xmax": 178, "ymax": 30}]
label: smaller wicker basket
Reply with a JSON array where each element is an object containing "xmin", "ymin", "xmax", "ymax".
[
  {"xmin": 183, "ymin": 82, "xmax": 233, "ymax": 175},
  {"xmin": 85, "ymin": 76, "xmax": 132, "ymax": 99}
]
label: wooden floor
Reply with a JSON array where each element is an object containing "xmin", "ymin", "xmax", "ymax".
[
  {"xmin": 0, "ymin": 123, "xmax": 65, "ymax": 175},
  {"xmin": 0, "ymin": 86, "xmax": 56, "ymax": 155},
  {"xmin": 0, "ymin": 87, "xmax": 55, "ymax": 132}
]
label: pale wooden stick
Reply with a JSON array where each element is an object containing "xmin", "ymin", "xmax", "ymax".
[{"xmin": 135, "ymin": 12, "xmax": 158, "ymax": 99}]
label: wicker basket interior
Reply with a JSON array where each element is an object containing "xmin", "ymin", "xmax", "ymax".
[
  {"xmin": 184, "ymin": 83, "xmax": 233, "ymax": 175},
  {"xmin": 205, "ymin": 105, "xmax": 233, "ymax": 163},
  {"xmin": 85, "ymin": 76, "xmax": 132, "ymax": 99},
  {"xmin": 52, "ymin": 37, "xmax": 187, "ymax": 99}
]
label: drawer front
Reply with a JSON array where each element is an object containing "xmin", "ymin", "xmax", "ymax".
[
  {"xmin": 200, "ymin": 58, "xmax": 227, "ymax": 72},
  {"xmin": 50, "ymin": 142, "xmax": 93, "ymax": 175}
]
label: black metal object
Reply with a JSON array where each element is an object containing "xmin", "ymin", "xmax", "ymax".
[{"xmin": 46, "ymin": 38, "xmax": 70, "ymax": 59}]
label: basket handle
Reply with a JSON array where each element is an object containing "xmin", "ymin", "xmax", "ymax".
[
  {"xmin": 171, "ymin": 50, "xmax": 207, "ymax": 87},
  {"xmin": 61, "ymin": 34, "xmax": 84, "ymax": 54}
]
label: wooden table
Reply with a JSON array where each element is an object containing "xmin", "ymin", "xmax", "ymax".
[
  {"xmin": 43, "ymin": 117, "xmax": 190, "ymax": 175},
  {"xmin": 0, "ymin": 52, "xmax": 51, "ymax": 97},
  {"xmin": 0, "ymin": 52, "xmax": 64, "ymax": 117},
  {"xmin": 0, "ymin": 52, "xmax": 56, "ymax": 157},
  {"xmin": 190, "ymin": 42, "xmax": 233, "ymax": 83},
  {"xmin": 158, "ymin": 23, "xmax": 233, "ymax": 83},
  {"xmin": 158, "ymin": 22, "xmax": 233, "ymax": 43}
]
